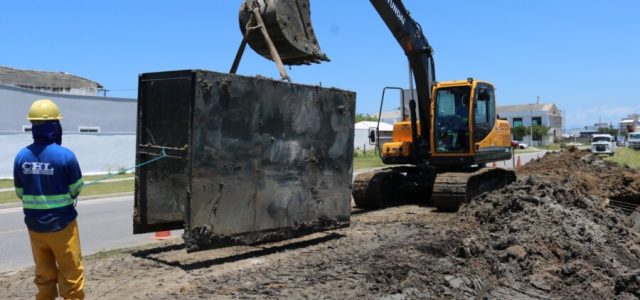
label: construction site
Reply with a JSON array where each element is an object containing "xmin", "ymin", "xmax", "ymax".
[
  {"xmin": 2, "ymin": 0, "xmax": 640, "ymax": 299},
  {"xmin": 2, "ymin": 149, "xmax": 639, "ymax": 298}
]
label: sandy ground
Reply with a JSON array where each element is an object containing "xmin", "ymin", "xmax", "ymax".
[{"xmin": 2, "ymin": 149, "xmax": 640, "ymax": 299}]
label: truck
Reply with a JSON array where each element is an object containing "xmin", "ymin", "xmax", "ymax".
[{"xmin": 627, "ymin": 132, "xmax": 640, "ymax": 150}]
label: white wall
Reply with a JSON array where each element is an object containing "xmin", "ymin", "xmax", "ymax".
[
  {"xmin": 1, "ymin": 133, "xmax": 136, "ymax": 178},
  {"xmin": 354, "ymin": 129, "xmax": 374, "ymax": 151}
]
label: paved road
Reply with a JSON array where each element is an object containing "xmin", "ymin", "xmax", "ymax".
[
  {"xmin": 0, "ymin": 195, "xmax": 182, "ymax": 273},
  {"xmin": 497, "ymin": 150, "xmax": 549, "ymax": 169},
  {"xmin": 0, "ymin": 151, "xmax": 548, "ymax": 273}
]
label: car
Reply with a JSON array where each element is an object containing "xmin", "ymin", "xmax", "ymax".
[{"xmin": 591, "ymin": 134, "xmax": 616, "ymax": 156}]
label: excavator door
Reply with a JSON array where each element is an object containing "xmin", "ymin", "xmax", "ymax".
[{"xmin": 239, "ymin": 0, "xmax": 329, "ymax": 65}]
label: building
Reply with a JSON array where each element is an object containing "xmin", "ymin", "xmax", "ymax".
[
  {"xmin": 379, "ymin": 109, "xmax": 402, "ymax": 125},
  {"xmin": 0, "ymin": 67, "xmax": 136, "ymax": 178},
  {"xmin": 0, "ymin": 66, "xmax": 102, "ymax": 96},
  {"xmin": 620, "ymin": 114, "xmax": 640, "ymax": 132},
  {"xmin": 354, "ymin": 121, "xmax": 393, "ymax": 151},
  {"xmin": 497, "ymin": 103, "xmax": 563, "ymax": 146}
]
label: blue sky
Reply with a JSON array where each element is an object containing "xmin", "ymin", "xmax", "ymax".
[{"xmin": 1, "ymin": 0, "xmax": 638, "ymax": 129}]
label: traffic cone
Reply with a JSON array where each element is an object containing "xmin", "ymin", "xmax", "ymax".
[
  {"xmin": 516, "ymin": 156, "xmax": 522, "ymax": 168},
  {"xmin": 151, "ymin": 231, "xmax": 171, "ymax": 240},
  {"xmin": 492, "ymin": 162, "xmax": 497, "ymax": 168}
]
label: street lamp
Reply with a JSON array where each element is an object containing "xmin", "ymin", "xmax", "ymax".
[{"xmin": 530, "ymin": 104, "xmax": 533, "ymax": 146}]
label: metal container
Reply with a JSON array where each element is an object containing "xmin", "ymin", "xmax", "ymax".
[{"xmin": 134, "ymin": 70, "xmax": 355, "ymax": 252}]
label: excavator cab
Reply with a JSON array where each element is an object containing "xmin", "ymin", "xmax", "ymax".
[
  {"xmin": 430, "ymin": 79, "xmax": 512, "ymax": 167},
  {"xmin": 379, "ymin": 79, "xmax": 512, "ymax": 168}
]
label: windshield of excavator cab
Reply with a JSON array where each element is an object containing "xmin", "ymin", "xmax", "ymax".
[{"xmin": 434, "ymin": 86, "xmax": 471, "ymax": 153}]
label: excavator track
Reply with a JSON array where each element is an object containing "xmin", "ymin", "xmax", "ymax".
[
  {"xmin": 432, "ymin": 168, "xmax": 517, "ymax": 212},
  {"xmin": 353, "ymin": 166, "xmax": 435, "ymax": 209},
  {"xmin": 353, "ymin": 166, "xmax": 516, "ymax": 212}
]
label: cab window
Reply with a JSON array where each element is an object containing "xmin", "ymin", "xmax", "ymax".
[{"xmin": 473, "ymin": 84, "xmax": 495, "ymax": 142}]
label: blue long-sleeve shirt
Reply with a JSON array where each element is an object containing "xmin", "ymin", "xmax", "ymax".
[{"xmin": 14, "ymin": 123, "xmax": 83, "ymax": 232}]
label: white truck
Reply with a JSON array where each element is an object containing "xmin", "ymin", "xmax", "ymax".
[
  {"xmin": 591, "ymin": 134, "xmax": 616, "ymax": 156},
  {"xmin": 627, "ymin": 132, "xmax": 640, "ymax": 150}
]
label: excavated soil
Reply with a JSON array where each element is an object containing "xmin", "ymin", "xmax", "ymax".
[{"xmin": 2, "ymin": 150, "xmax": 640, "ymax": 299}]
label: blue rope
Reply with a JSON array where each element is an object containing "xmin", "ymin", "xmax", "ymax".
[{"xmin": 84, "ymin": 147, "xmax": 169, "ymax": 186}]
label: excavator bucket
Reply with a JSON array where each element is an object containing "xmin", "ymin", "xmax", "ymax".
[{"xmin": 239, "ymin": 0, "xmax": 329, "ymax": 65}]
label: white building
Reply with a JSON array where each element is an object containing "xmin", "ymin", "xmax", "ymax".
[
  {"xmin": 379, "ymin": 109, "xmax": 402, "ymax": 125},
  {"xmin": 497, "ymin": 103, "xmax": 563, "ymax": 146},
  {"xmin": 0, "ymin": 66, "xmax": 136, "ymax": 178},
  {"xmin": 354, "ymin": 121, "xmax": 393, "ymax": 151},
  {"xmin": 620, "ymin": 114, "xmax": 640, "ymax": 132}
]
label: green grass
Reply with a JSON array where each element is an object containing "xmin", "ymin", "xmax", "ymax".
[
  {"xmin": 0, "ymin": 178, "xmax": 134, "ymax": 205},
  {"xmin": 606, "ymin": 147, "xmax": 640, "ymax": 169},
  {"xmin": 537, "ymin": 144, "xmax": 561, "ymax": 151},
  {"xmin": 0, "ymin": 173, "xmax": 134, "ymax": 189},
  {"xmin": 353, "ymin": 155, "xmax": 386, "ymax": 170}
]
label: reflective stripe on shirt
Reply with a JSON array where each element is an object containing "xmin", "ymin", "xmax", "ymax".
[
  {"xmin": 68, "ymin": 178, "xmax": 84, "ymax": 197},
  {"xmin": 22, "ymin": 194, "xmax": 74, "ymax": 209}
]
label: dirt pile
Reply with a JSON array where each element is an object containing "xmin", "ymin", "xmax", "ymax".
[
  {"xmin": 518, "ymin": 149, "xmax": 640, "ymax": 212},
  {"xmin": 449, "ymin": 150, "xmax": 640, "ymax": 298}
]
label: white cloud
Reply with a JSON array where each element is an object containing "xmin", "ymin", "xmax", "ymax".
[{"xmin": 565, "ymin": 104, "xmax": 640, "ymax": 128}]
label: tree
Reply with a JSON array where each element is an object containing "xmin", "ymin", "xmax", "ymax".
[
  {"xmin": 597, "ymin": 127, "xmax": 619, "ymax": 136},
  {"xmin": 355, "ymin": 113, "xmax": 378, "ymax": 122},
  {"xmin": 532, "ymin": 124, "xmax": 550, "ymax": 141},
  {"xmin": 512, "ymin": 125, "xmax": 528, "ymax": 140}
]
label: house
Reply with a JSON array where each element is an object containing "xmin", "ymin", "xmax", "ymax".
[
  {"xmin": 0, "ymin": 66, "xmax": 102, "ymax": 96},
  {"xmin": 497, "ymin": 103, "xmax": 563, "ymax": 146},
  {"xmin": 354, "ymin": 121, "xmax": 393, "ymax": 151}
]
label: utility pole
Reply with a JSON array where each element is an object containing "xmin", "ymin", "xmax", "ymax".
[{"xmin": 530, "ymin": 104, "xmax": 534, "ymax": 146}]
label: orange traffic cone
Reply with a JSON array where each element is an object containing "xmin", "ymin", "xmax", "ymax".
[
  {"xmin": 151, "ymin": 231, "xmax": 171, "ymax": 240},
  {"xmin": 492, "ymin": 162, "xmax": 497, "ymax": 168},
  {"xmin": 516, "ymin": 156, "xmax": 522, "ymax": 168}
]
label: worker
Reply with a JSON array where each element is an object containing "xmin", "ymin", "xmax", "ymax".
[{"xmin": 13, "ymin": 99, "xmax": 85, "ymax": 300}]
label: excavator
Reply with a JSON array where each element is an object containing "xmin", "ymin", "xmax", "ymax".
[{"xmin": 237, "ymin": 0, "xmax": 516, "ymax": 211}]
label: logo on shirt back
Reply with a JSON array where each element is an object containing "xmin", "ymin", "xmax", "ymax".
[{"xmin": 22, "ymin": 162, "xmax": 55, "ymax": 175}]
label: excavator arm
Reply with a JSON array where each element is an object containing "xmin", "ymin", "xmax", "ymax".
[{"xmin": 369, "ymin": 0, "xmax": 435, "ymax": 161}]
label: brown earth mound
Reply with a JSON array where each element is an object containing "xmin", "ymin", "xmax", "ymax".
[
  {"xmin": 518, "ymin": 149, "xmax": 640, "ymax": 212},
  {"xmin": 451, "ymin": 149, "xmax": 640, "ymax": 298}
]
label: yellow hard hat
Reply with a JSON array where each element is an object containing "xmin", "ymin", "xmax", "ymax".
[{"xmin": 27, "ymin": 99, "xmax": 63, "ymax": 121}]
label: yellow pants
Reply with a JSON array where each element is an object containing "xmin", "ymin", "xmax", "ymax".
[{"xmin": 28, "ymin": 219, "xmax": 85, "ymax": 300}]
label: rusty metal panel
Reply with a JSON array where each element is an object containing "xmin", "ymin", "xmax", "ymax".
[
  {"xmin": 184, "ymin": 71, "xmax": 355, "ymax": 251},
  {"xmin": 133, "ymin": 70, "xmax": 355, "ymax": 251},
  {"xmin": 133, "ymin": 71, "xmax": 193, "ymax": 234}
]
